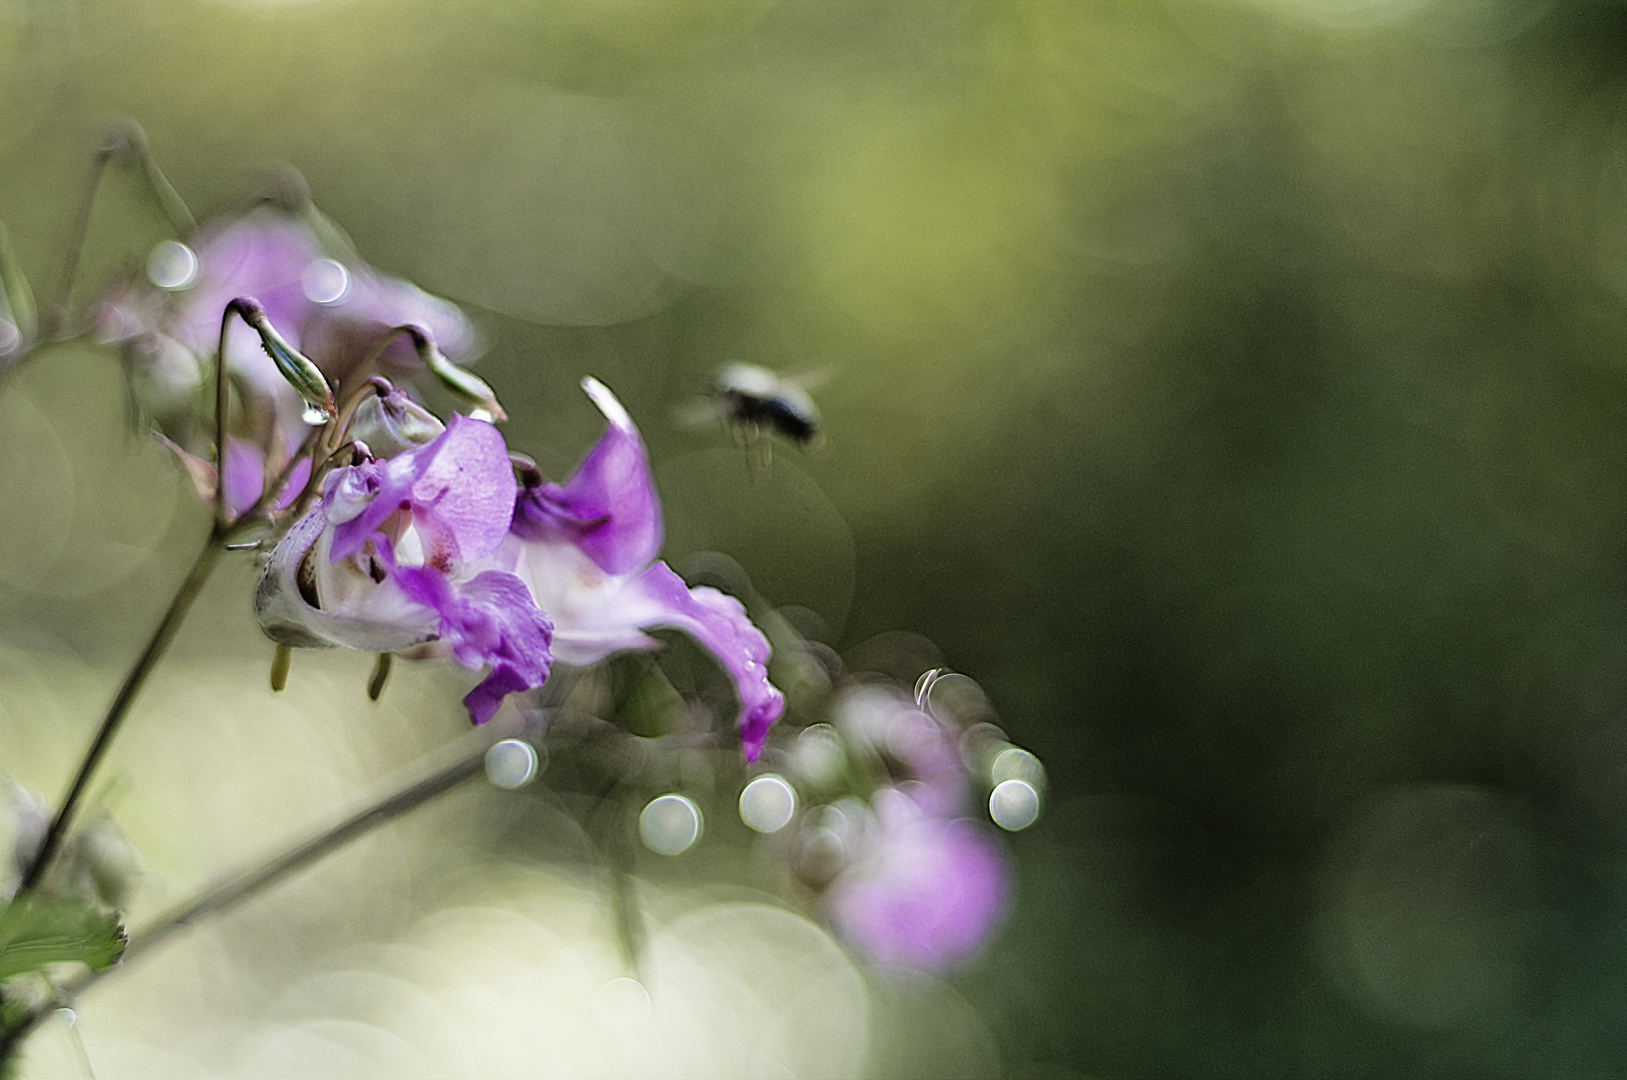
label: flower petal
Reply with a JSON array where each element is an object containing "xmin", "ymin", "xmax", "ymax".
[
  {"xmin": 221, "ymin": 438, "xmax": 266, "ymax": 520},
  {"xmin": 825, "ymin": 789, "xmax": 1009, "ymax": 972},
  {"xmin": 621, "ymin": 561, "xmax": 784, "ymax": 761},
  {"xmin": 254, "ymin": 506, "xmax": 438, "ymax": 652},
  {"xmin": 395, "ymin": 567, "xmax": 554, "ymax": 723},
  {"xmin": 331, "ymin": 415, "xmax": 516, "ymax": 564},
  {"xmin": 512, "ymin": 377, "xmax": 660, "ymax": 575}
]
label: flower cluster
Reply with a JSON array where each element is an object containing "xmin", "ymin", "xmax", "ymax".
[
  {"xmin": 725, "ymin": 668, "xmax": 1042, "ymax": 972},
  {"xmin": 98, "ymin": 206, "xmax": 478, "ymax": 520},
  {"xmin": 108, "ymin": 207, "xmax": 784, "ymax": 760}
]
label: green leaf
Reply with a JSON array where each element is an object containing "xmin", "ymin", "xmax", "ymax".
[{"xmin": 0, "ymin": 896, "xmax": 126, "ymax": 981}]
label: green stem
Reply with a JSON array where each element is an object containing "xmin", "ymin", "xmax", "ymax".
[
  {"xmin": 15, "ymin": 528, "xmax": 224, "ymax": 897},
  {"xmin": 127, "ymin": 732, "xmax": 495, "ymax": 962},
  {"xmin": 0, "ymin": 721, "xmax": 517, "ymax": 1065}
]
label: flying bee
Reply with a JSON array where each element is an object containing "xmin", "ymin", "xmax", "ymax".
[{"xmin": 711, "ymin": 363, "xmax": 824, "ymax": 449}]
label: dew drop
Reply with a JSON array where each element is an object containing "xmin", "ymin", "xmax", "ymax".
[
  {"xmin": 739, "ymin": 773, "xmax": 797, "ymax": 833},
  {"xmin": 301, "ymin": 258, "xmax": 350, "ymax": 304},
  {"xmin": 146, "ymin": 239, "xmax": 199, "ymax": 290},
  {"xmin": 485, "ymin": 739, "xmax": 539, "ymax": 789},
  {"xmin": 302, "ymin": 404, "xmax": 330, "ymax": 426},
  {"xmin": 989, "ymin": 778, "xmax": 1040, "ymax": 831},
  {"xmin": 640, "ymin": 793, "xmax": 703, "ymax": 855}
]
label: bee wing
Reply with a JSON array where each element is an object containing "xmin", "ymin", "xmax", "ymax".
[
  {"xmin": 672, "ymin": 396, "xmax": 729, "ymax": 430},
  {"xmin": 786, "ymin": 365, "xmax": 835, "ymax": 392}
]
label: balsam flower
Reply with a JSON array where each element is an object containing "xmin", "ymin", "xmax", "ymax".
[
  {"xmin": 255, "ymin": 415, "xmax": 552, "ymax": 722},
  {"xmin": 824, "ymin": 787, "xmax": 1008, "ymax": 972},
  {"xmin": 481, "ymin": 378, "xmax": 784, "ymax": 761},
  {"xmin": 787, "ymin": 684, "xmax": 1010, "ymax": 971}
]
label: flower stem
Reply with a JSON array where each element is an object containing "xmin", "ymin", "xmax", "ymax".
[
  {"xmin": 15, "ymin": 527, "xmax": 225, "ymax": 897},
  {"xmin": 0, "ymin": 717, "xmax": 520, "ymax": 1064},
  {"xmin": 128, "ymin": 726, "xmax": 499, "ymax": 962}
]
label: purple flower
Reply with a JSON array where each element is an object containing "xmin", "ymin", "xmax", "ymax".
[
  {"xmin": 98, "ymin": 208, "xmax": 480, "ymax": 504},
  {"xmin": 824, "ymin": 787, "xmax": 1009, "ymax": 972},
  {"xmin": 256, "ymin": 416, "xmax": 552, "ymax": 722},
  {"xmin": 835, "ymin": 686, "xmax": 968, "ymax": 818},
  {"xmin": 482, "ymin": 378, "xmax": 784, "ymax": 760}
]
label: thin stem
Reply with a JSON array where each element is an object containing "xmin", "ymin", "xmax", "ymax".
[
  {"xmin": 48, "ymin": 122, "xmax": 196, "ymax": 338},
  {"xmin": 127, "ymin": 732, "xmax": 495, "ymax": 963},
  {"xmin": 48, "ymin": 146, "xmax": 116, "ymax": 336},
  {"xmin": 0, "ymin": 719, "xmax": 518, "ymax": 1062},
  {"xmin": 1, "ymin": 678, "xmax": 574, "ymax": 1062},
  {"xmin": 15, "ymin": 528, "xmax": 225, "ymax": 897},
  {"xmin": 214, "ymin": 306, "xmax": 233, "ymax": 528}
]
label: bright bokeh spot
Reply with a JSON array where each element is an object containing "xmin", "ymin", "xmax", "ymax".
[
  {"xmin": 739, "ymin": 774, "xmax": 797, "ymax": 833},
  {"xmin": 300, "ymin": 258, "xmax": 350, "ymax": 305},
  {"xmin": 592, "ymin": 976, "xmax": 651, "ymax": 1034},
  {"xmin": 640, "ymin": 794, "xmax": 703, "ymax": 856},
  {"xmin": 146, "ymin": 239, "xmax": 198, "ymax": 290},
  {"xmin": 990, "ymin": 747, "xmax": 1045, "ymax": 792},
  {"xmin": 790, "ymin": 724, "xmax": 845, "ymax": 789},
  {"xmin": 484, "ymin": 739, "xmax": 538, "ymax": 790},
  {"xmin": 989, "ymin": 779, "xmax": 1040, "ymax": 832}
]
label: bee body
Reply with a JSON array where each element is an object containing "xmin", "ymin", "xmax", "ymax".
[{"xmin": 712, "ymin": 363, "xmax": 822, "ymax": 449}]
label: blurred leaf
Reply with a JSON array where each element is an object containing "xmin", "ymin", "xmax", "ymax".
[{"xmin": 0, "ymin": 895, "xmax": 126, "ymax": 981}]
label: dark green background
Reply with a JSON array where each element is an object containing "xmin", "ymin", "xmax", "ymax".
[{"xmin": 6, "ymin": 1, "xmax": 1627, "ymax": 1075}]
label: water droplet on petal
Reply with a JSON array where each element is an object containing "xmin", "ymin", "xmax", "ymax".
[
  {"xmin": 593, "ymin": 976, "xmax": 651, "ymax": 1033},
  {"xmin": 485, "ymin": 739, "xmax": 539, "ymax": 789},
  {"xmin": 301, "ymin": 258, "xmax": 350, "ymax": 304},
  {"xmin": 989, "ymin": 778, "xmax": 1040, "ymax": 831},
  {"xmin": 146, "ymin": 239, "xmax": 198, "ymax": 290},
  {"xmin": 302, "ymin": 404, "xmax": 330, "ymax": 426},
  {"xmin": 740, "ymin": 773, "xmax": 797, "ymax": 833},
  {"xmin": 640, "ymin": 793, "xmax": 703, "ymax": 855}
]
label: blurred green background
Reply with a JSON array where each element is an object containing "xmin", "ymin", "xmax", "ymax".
[{"xmin": 7, "ymin": 0, "xmax": 1627, "ymax": 1075}]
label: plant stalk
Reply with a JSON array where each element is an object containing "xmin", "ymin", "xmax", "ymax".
[{"xmin": 15, "ymin": 528, "xmax": 224, "ymax": 897}]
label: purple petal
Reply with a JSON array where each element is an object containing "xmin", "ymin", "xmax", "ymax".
[
  {"xmin": 836, "ymin": 687, "xmax": 968, "ymax": 818},
  {"xmin": 826, "ymin": 790, "xmax": 1009, "ymax": 972},
  {"xmin": 307, "ymin": 269, "xmax": 480, "ymax": 375},
  {"xmin": 173, "ymin": 216, "xmax": 321, "ymax": 368},
  {"xmin": 332, "ymin": 415, "xmax": 516, "ymax": 564},
  {"xmin": 221, "ymin": 438, "xmax": 266, "ymax": 520},
  {"xmin": 271, "ymin": 455, "xmax": 314, "ymax": 512},
  {"xmin": 254, "ymin": 505, "xmax": 439, "ymax": 652},
  {"xmin": 512, "ymin": 378, "xmax": 660, "ymax": 575},
  {"xmin": 395, "ymin": 567, "xmax": 553, "ymax": 724},
  {"xmin": 623, "ymin": 561, "xmax": 783, "ymax": 761}
]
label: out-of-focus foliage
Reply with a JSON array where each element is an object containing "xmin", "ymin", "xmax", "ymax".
[{"xmin": 8, "ymin": 0, "xmax": 1627, "ymax": 1075}]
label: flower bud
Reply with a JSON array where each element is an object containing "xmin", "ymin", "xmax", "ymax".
[
  {"xmin": 348, "ymin": 390, "xmax": 445, "ymax": 458},
  {"xmin": 406, "ymin": 327, "xmax": 505, "ymax": 420},
  {"xmin": 230, "ymin": 297, "xmax": 335, "ymax": 419}
]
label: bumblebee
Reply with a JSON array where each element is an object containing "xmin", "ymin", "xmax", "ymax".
[{"xmin": 709, "ymin": 363, "xmax": 824, "ymax": 449}]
